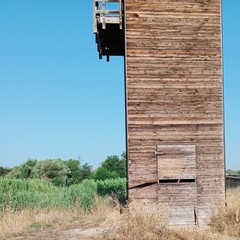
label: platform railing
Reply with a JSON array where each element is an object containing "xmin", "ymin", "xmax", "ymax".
[{"xmin": 93, "ymin": 0, "xmax": 123, "ymax": 33}]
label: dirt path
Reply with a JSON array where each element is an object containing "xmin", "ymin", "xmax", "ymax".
[
  {"xmin": 2, "ymin": 227, "xmax": 240, "ymax": 240},
  {"xmin": 2, "ymin": 226, "xmax": 108, "ymax": 240}
]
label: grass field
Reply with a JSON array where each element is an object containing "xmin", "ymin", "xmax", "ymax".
[
  {"xmin": 0, "ymin": 177, "xmax": 126, "ymax": 212},
  {"xmin": 0, "ymin": 178, "xmax": 239, "ymax": 239}
]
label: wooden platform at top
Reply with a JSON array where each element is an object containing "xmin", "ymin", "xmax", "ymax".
[{"xmin": 93, "ymin": 0, "xmax": 124, "ymax": 59}]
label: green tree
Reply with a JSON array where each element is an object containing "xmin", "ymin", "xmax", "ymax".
[
  {"xmin": 7, "ymin": 159, "xmax": 37, "ymax": 179},
  {"xmin": 101, "ymin": 154, "xmax": 126, "ymax": 178},
  {"xmin": 63, "ymin": 160, "xmax": 93, "ymax": 184},
  {"xmin": 32, "ymin": 159, "xmax": 71, "ymax": 186},
  {"xmin": 63, "ymin": 159, "xmax": 81, "ymax": 185},
  {"xmin": 226, "ymin": 169, "xmax": 240, "ymax": 175},
  {"xmin": 19, "ymin": 159, "xmax": 37, "ymax": 178},
  {"xmin": 93, "ymin": 166, "xmax": 119, "ymax": 180},
  {"xmin": 120, "ymin": 152, "xmax": 127, "ymax": 177},
  {"xmin": 0, "ymin": 166, "xmax": 11, "ymax": 177},
  {"xmin": 93, "ymin": 152, "xmax": 126, "ymax": 180},
  {"xmin": 79, "ymin": 163, "xmax": 93, "ymax": 181},
  {"xmin": 7, "ymin": 166, "xmax": 20, "ymax": 178}
]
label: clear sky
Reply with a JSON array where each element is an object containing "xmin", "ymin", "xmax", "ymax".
[{"xmin": 0, "ymin": 0, "xmax": 239, "ymax": 170}]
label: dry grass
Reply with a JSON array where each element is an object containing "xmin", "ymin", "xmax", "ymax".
[
  {"xmin": 98, "ymin": 202, "xmax": 224, "ymax": 240},
  {"xmin": 210, "ymin": 187, "xmax": 240, "ymax": 238},
  {"xmin": 98, "ymin": 188, "xmax": 240, "ymax": 240},
  {"xmin": 1, "ymin": 188, "xmax": 240, "ymax": 240},
  {"xmin": 0, "ymin": 196, "xmax": 113, "ymax": 238},
  {"xmin": 81, "ymin": 196, "xmax": 118, "ymax": 227},
  {"xmin": 101, "ymin": 201, "xmax": 167, "ymax": 240},
  {"xmin": 0, "ymin": 207, "xmax": 82, "ymax": 238}
]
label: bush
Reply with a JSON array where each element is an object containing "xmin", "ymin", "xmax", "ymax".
[
  {"xmin": 0, "ymin": 167, "xmax": 11, "ymax": 177},
  {"xmin": 0, "ymin": 178, "xmax": 127, "ymax": 213},
  {"xmin": 96, "ymin": 178, "xmax": 126, "ymax": 203},
  {"xmin": 32, "ymin": 160, "xmax": 70, "ymax": 186},
  {"xmin": 0, "ymin": 178, "xmax": 99, "ymax": 212},
  {"xmin": 93, "ymin": 153, "xmax": 126, "ymax": 180},
  {"xmin": 0, "ymin": 178, "xmax": 57, "ymax": 193},
  {"xmin": 7, "ymin": 159, "xmax": 37, "ymax": 179},
  {"xmin": 79, "ymin": 179, "xmax": 97, "ymax": 212}
]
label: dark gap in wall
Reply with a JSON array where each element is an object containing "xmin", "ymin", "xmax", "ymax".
[
  {"xmin": 128, "ymin": 182, "xmax": 156, "ymax": 189},
  {"xmin": 159, "ymin": 179, "xmax": 195, "ymax": 184}
]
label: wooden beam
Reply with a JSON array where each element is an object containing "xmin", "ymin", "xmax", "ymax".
[{"xmin": 102, "ymin": 0, "xmax": 106, "ymax": 29}]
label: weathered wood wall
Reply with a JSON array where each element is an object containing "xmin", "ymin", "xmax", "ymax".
[{"xmin": 125, "ymin": 0, "xmax": 225, "ymax": 225}]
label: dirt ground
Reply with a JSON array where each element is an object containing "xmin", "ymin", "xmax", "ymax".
[
  {"xmin": 1, "ymin": 226, "xmax": 108, "ymax": 240},
  {"xmin": 2, "ymin": 226, "xmax": 240, "ymax": 240}
]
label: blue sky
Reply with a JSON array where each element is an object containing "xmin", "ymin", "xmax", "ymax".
[{"xmin": 0, "ymin": 1, "xmax": 239, "ymax": 170}]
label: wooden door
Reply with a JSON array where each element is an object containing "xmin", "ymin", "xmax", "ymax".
[{"xmin": 157, "ymin": 144, "xmax": 198, "ymax": 225}]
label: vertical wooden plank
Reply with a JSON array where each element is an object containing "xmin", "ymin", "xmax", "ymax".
[
  {"xmin": 102, "ymin": 0, "xmax": 106, "ymax": 29},
  {"xmin": 93, "ymin": 0, "xmax": 97, "ymax": 33},
  {"xmin": 157, "ymin": 144, "xmax": 196, "ymax": 180},
  {"xmin": 119, "ymin": 0, "xmax": 123, "ymax": 29},
  {"xmin": 158, "ymin": 183, "xmax": 197, "ymax": 225},
  {"xmin": 157, "ymin": 145, "xmax": 197, "ymax": 225}
]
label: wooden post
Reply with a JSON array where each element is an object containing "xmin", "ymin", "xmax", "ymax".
[
  {"xmin": 102, "ymin": 0, "xmax": 106, "ymax": 29},
  {"xmin": 119, "ymin": 0, "xmax": 122, "ymax": 30},
  {"xmin": 93, "ymin": 0, "xmax": 96, "ymax": 33}
]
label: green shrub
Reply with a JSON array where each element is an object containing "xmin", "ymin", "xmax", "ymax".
[
  {"xmin": 79, "ymin": 179, "xmax": 97, "ymax": 212},
  {"xmin": 32, "ymin": 160, "xmax": 70, "ymax": 186},
  {"xmin": 67, "ymin": 180, "xmax": 97, "ymax": 212},
  {"xmin": 96, "ymin": 178, "xmax": 126, "ymax": 203},
  {"xmin": 0, "ymin": 178, "xmax": 126, "ymax": 212},
  {"xmin": 0, "ymin": 178, "xmax": 70, "ymax": 211},
  {"xmin": 0, "ymin": 178, "xmax": 57, "ymax": 193}
]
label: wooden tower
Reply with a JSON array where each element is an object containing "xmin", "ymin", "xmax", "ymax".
[{"xmin": 93, "ymin": 0, "xmax": 225, "ymax": 225}]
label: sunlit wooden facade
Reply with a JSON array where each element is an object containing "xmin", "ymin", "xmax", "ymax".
[{"xmin": 94, "ymin": 0, "xmax": 225, "ymax": 225}]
